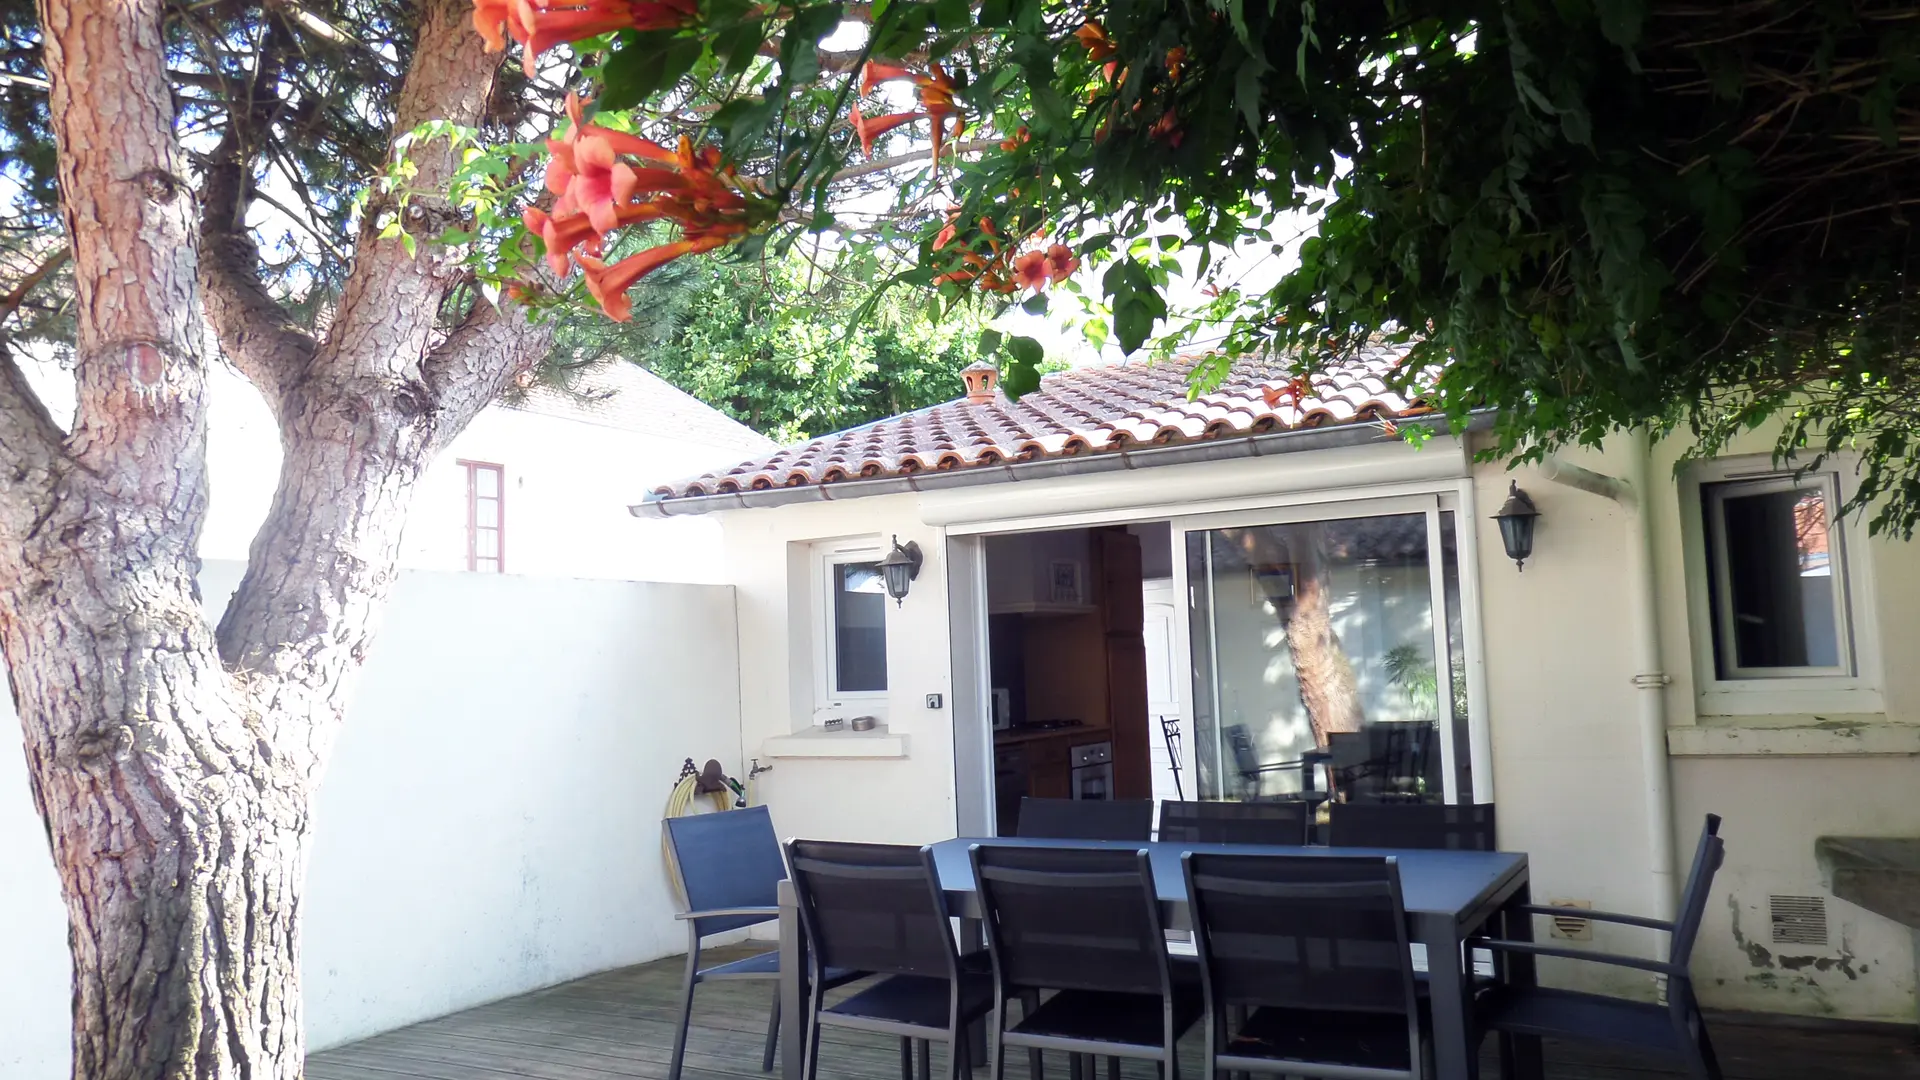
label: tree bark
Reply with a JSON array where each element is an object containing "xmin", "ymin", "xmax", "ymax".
[
  {"xmin": 1282, "ymin": 528, "xmax": 1367, "ymax": 746},
  {"xmin": 1241, "ymin": 523, "xmax": 1366, "ymax": 747},
  {"xmin": 5, "ymin": 0, "xmax": 547, "ymax": 1076}
]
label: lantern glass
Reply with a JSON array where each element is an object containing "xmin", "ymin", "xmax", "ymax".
[
  {"xmin": 1491, "ymin": 482, "xmax": 1541, "ymax": 570},
  {"xmin": 878, "ymin": 537, "xmax": 921, "ymax": 605}
]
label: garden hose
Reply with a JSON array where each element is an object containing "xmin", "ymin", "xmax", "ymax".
[{"xmin": 661, "ymin": 757, "xmax": 749, "ymax": 899}]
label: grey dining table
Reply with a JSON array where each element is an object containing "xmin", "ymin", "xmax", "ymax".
[{"xmin": 775, "ymin": 836, "xmax": 1543, "ymax": 1080}]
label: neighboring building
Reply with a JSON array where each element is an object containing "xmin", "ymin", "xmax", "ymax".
[
  {"xmin": 184, "ymin": 358, "xmax": 772, "ymax": 582},
  {"xmin": 637, "ymin": 350, "xmax": 1920, "ymax": 1026}
]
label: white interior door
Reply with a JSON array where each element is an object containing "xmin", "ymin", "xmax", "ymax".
[{"xmin": 1142, "ymin": 579, "xmax": 1185, "ymax": 804}]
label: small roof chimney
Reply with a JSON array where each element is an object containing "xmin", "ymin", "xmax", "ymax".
[{"xmin": 961, "ymin": 360, "xmax": 1000, "ymax": 404}]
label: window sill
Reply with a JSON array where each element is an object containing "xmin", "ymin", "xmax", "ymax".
[
  {"xmin": 761, "ymin": 726, "xmax": 910, "ymax": 760},
  {"xmin": 1668, "ymin": 720, "xmax": 1920, "ymax": 758}
]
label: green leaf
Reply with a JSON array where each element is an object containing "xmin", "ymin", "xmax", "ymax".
[
  {"xmin": 1235, "ymin": 55, "xmax": 1272, "ymax": 136},
  {"xmin": 979, "ymin": 328, "xmax": 1005, "ymax": 355},
  {"xmin": 1002, "ymin": 335, "xmax": 1045, "ymax": 396},
  {"xmin": 716, "ymin": 20, "xmax": 767, "ymax": 77},
  {"xmin": 933, "ymin": 0, "xmax": 970, "ymax": 32},
  {"xmin": 1022, "ymin": 292, "xmax": 1049, "ymax": 315},
  {"xmin": 601, "ymin": 32, "xmax": 702, "ymax": 109},
  {"xmin": 780, "ymin": 3, "xmax": 845, "ymax": 88}
]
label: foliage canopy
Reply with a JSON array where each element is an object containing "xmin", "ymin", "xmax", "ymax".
[
  {"xmin": 464, "ymin": 0, "xmax": 1920, "ymax": 532},
  {"xmin": 551, "ymin": 250, "xmax": 991, "ymax": 439}
]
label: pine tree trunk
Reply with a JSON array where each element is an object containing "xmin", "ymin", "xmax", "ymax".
[
  {"xmin": 4, "ymin": 0, "xmax": 545, "ymax": 1076},
  {"xmin": 1283, "ymin": 525, "xmax": 1366, "ymax": 747}
]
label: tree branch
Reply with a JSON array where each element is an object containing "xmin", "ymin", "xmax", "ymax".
[
  {"xmin": 829, "ymin": 139, "xmax": 996, "ymax": 183},
  {"xmin": 0, "ymin": 338, "xmax": 67, "ymax": 489},
  {"xmin": 0, "ymin": 247, "xmax": 69, "ymax": 327},
  {"xmin": 194, "ymin": 19, "xmax": 318, "ymax": 417},
  {"xmin": 421, "ymin": 295, "xmax": 556, "ymax": 455}
]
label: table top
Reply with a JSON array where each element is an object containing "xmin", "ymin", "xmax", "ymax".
[{"xmin": 925, "ymin": 836, "xmax": 1528, "ymax": 929}]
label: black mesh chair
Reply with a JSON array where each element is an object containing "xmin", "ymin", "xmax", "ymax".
[
  {"xmin": 1328, "ymin": 802, "xmax": 1498, "ymax": 851},
  {"xmin": 662, "ymin": 807, "xmax": 862, "ymax": 1080},
  {"xmin": 1158, "ymin": 799, "xmax": 1309, "ymax": 846},
  {"xmin": 1470, "ymin": 815, "xmax": 1728, "ymax": 1080},
  {"xmin": 970, "ymin": 843, "xmax": 1199, "ymax": 1080},
  {"xmin": 786, "ymin": 840, "xmax": 994, "ymax": 1080},
  {"xmin": 1184, "ymin": 851, "xmax": 1428, "ymax": 1079},
  {"xmin": 1329, "ymin": 722, "xmax": 1440, "ymax": 802},
  {"xmin": 1225, "ymin": 723, "xmax": 1333, "ymax": 804},
  {"xmin": 1015, "ymin": 797, "xmax": 1153, "ymax": 841}
]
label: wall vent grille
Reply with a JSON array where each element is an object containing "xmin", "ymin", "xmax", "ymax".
[
  {"xmin": 1769, "ymin": 895, "xmax": 1829, "ymax": 947},
  {"xmin": 1547, "ymin": 899, "xmax": 1592, "ymax": 941}
]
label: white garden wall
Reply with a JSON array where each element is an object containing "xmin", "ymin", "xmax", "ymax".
[{"xmin": 0, "ymin": 561, "xmax": 745, "ymax": 1077}]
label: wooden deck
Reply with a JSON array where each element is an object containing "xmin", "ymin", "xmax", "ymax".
[{"xmin": 308, "ymin": 946, "xmax": 1920, "ymax": 1080}]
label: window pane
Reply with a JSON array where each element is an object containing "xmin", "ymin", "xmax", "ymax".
[
  {"xmin": 1712, "ymin": 483, "xmax": 1843, "ymax": 672},
  {"xmin": 834, "ymin": 562, "xmax": 888, "ymax": 692},
  {"xmin": 473, "ymin": 466, "xmax": 500, "ymax": 497},
  {"xmin": 473, "ymin": 496, "xmax": 500, "ymax": 529},
  {"xmin": 1187, "ymin": 513, "xmax": 1443, "ymax": 804},
  {"xmin": 474, "ymin": 556, "xmax": 499, "ymax": 573},
  {"xmin": 475, "ymin": 527, "xmax": 499, "ymax": 559}
]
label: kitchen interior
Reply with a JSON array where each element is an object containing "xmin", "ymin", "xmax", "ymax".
[{"xmin": 986, "ymin": 523, "xmax": 1176, "ymax": 835}]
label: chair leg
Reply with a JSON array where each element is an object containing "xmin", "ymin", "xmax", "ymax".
[
  {"xmin": 902, "ymin": 1038, "xmax": 915, "ymax": 1080},
  {"xmin": 762, "ymin": 984, "xmax": 781, "ymax": 1072},
  {"xmin": 1106, "ymin": 1058, "xmax": 1120, "ymax": 1080},
  {"xmin": 947, "ymin": 1028, "xmax": 970, "ymax": 1080},
  {"xmin": 918, "ymin": 1038, "xmax": 932, "ymax": 1080},
  {"xmin": 801, "ymin": 1004, "xmax": 825, "ymax": 1080},
  {"xmin": 1692, "ymin": 1023, "xmax": 1725, "ymax": 1080},
  {"xmin": 668, "ymin": 947, "xmax": 701, "ymax": 1080},
  {"xmin": 1029, "ymin": 1048, "xmax": 1044, "ymax": 1080},
  {"xmin": 1069, "ymin": 1054, "xmax": 1083, "ymax": 1080}
]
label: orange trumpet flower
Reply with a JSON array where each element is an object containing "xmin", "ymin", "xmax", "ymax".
[
  {"xmin": 850, "ymin": 105, "xmax": 926, "ymax": 157},
  {"xmin": 499, "ymin": 0, "xmax": 697, "ymax": 76},
  {"xmin": 1075, "ymin": 21, "xmax": 1118, "ymax": 62},
  {"xmin": 859, "ymin": 61, "xmax": 964, "ymax": 157},
  {"xmin": 580, "ymin": 235, "xmax": 729, "ymax": 321},
  {"xmin": 1043, "ymin": 244, "xmax": 1079, "ymax": 282},
  {"xmin": 1012, "ymin": 250, "xmax": 1052, "ymax": 292},
  {"xmin": 473, "ymin": 0, "xmax": 513, "ymax": 50}
]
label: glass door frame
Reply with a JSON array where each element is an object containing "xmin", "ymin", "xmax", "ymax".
[{"xmin": 1168, "ymin": 483, "xmax": 1494, "ymax": 805}]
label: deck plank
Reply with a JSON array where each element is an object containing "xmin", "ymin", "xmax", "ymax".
[{"xmin": 308, "ymin": 946, "xmax": 1920, "ymax": 1080}]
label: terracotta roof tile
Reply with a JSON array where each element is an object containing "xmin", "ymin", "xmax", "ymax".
[{"xmin": 651, "ymin": 344, "xmax": 1430, "ymax": 500}]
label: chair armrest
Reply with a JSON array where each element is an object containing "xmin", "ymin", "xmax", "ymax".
[
  {"xmin": 1470, "ymin": 937, "xmax": 1682, "ymax": 977},
  {"xmin": 1515, "ymin": 904, "xmax": 1673, "ymax": 933},
  {"xmin": 676, "ymin": 906, "xmax": 779, "ymax": 922}
]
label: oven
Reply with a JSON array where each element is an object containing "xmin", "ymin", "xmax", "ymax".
[{"xmin": 1069, "ymin": 741, "xmax": 1113, "ymax": 800}]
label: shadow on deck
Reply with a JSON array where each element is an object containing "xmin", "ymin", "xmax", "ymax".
[{"xmin": 308, "ymin": 946, "xmax": 1920, "ymax": 1080}]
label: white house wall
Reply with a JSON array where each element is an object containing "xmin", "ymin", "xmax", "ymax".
[
  {"xmin": 722, "ymin": 493, "xmax": 962, "ymax": 848},
  {"xmin": 1478, "ymin": 430, "xmax": 1920, "ymax": 1021},
  {"xmin": 717, "ymin": 429, "xmax": 1920, "ymax": 1023},
  {"xmin": 0, "ymin": 562, "xmax": 745, "ymax": 1076},
  {"xmin": 25, "ymin": 357, "xmax": 740, "ymax": 583}
]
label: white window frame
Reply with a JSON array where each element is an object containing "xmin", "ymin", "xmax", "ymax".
[
  {"xmin": 1680, "ymin": 456, "xmax": 1883, "ymax": 716},
  {"xmin": 813, "ymin": 539, "xmax": 890, "ymax": 710},
  {"xmin": 1169, "ymin": 486, "xmax": 1493, "ymax": 805}
]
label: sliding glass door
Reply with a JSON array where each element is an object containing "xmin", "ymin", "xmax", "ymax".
[{"xmin": 1178, "ymin": 495, "xmax": 1478, "ymax": 805}]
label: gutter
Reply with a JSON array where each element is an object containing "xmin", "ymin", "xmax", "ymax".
[
  {"xmin": 1541, "ymin": 432, "xmax": 1680, "ymax": 927},
  {"xmin": 631, "ymin": 411, "xmax": 1492, "ymax": 519}
]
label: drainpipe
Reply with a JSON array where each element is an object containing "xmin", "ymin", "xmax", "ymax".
[{"xmin": 1540, "ymin": 429, "xmax": 1679, "ymax": 926}]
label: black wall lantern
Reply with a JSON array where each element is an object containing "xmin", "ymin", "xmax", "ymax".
[
  {"xmin": 880, "ymin": 536, "xmax": 923, "ymax": 605},
  {"xmin": 1492, "ymin": 481, "xmax": 1541, "ymax": 571}
]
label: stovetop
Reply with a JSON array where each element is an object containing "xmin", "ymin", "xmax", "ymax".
[{"xmin": 1012, "ymin": 718, "xmax": 1085, "ymax": 731}]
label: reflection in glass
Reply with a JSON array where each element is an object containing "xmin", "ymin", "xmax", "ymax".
[
  {"xmin": 1186, "ymin": 513, "xmax": 1444, "ymax": 803},
  {"xmin": 834, "ymin": 562, "xmax": 889, "ymax": 692},
  {"xmin": 1707, "ymin": 481, "xmax": 1846, "ymax": 674}
]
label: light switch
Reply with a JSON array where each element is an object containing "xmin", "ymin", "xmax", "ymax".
[{"xmin": 925, "ymin": 693, "xmax": 944, "ymax": 709}]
